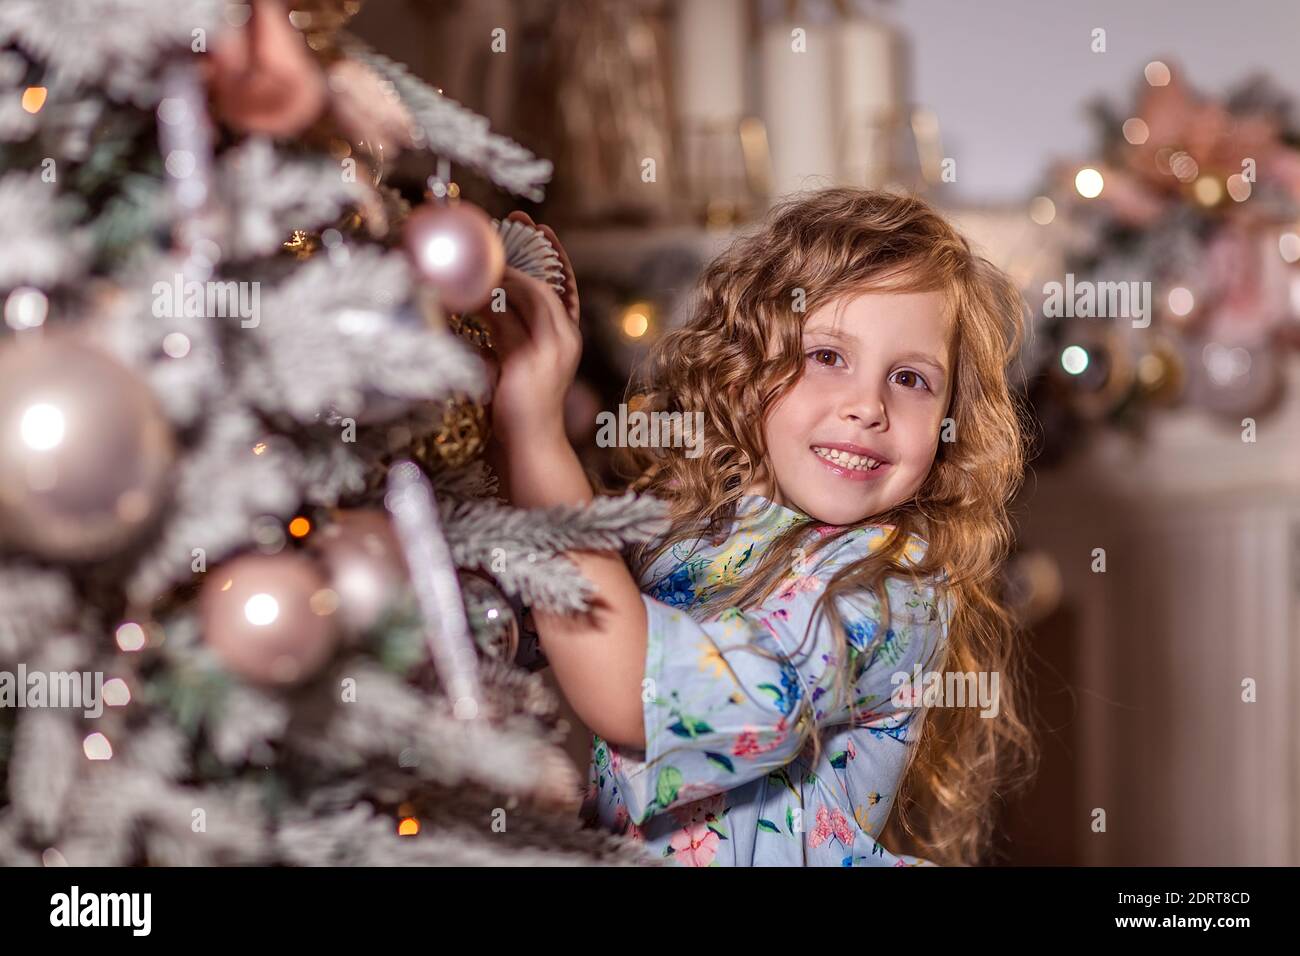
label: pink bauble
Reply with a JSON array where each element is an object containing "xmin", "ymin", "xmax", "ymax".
[
  {"xmin": 310, "ymin": 509, "xmax": 410, "ymax": 637},
  {"xmin": 0, "ymin": 337, "xmax": 175, "ymax": 561},
  {"xmin": 200, "ymin": 553, "xmax": 341, "ymax": 686},
  {"xmin": 402, "ymin": 202, "xmax": 505, "ymax": 314}
]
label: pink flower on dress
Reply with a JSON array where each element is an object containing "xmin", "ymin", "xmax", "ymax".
[
  {"xmin": 732, "ymin": 726, "xmax": 787, "ymax": 759},
  {"xmin": 670, "ymin": 821, "xmax": 721, "ymax": 866},
  {"xmin": 808, "ymin": 805, "xmax": 856, "ymax": 849}
]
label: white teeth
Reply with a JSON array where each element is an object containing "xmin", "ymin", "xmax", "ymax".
[{"xmin": 812, "ymin": 446, "xmax": 882, "ymax": 472}]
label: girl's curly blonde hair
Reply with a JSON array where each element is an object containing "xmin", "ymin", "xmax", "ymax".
[{"xmin": 607, "ymin": 187, "xmax": 1038, "ymax": 866}]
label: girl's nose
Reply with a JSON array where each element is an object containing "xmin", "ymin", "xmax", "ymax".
[{"xmin": 839, "ymin": 385, "xmax": 888, "ymax": 430}]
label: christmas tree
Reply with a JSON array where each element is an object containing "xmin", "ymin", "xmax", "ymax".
[{"xmin": 0, "ymin": 0, "xmax": 666, "ymax": 866}]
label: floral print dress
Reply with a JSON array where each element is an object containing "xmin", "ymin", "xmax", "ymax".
[{"xmin": 579, "ymin": 494, "xmax": 951, "ymax": 866}]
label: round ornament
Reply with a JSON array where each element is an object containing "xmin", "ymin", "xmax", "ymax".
[
  {"xmin": 0, "ymin": 338, "xmax": 175, "ymax": 561},
  {"xmin": 199, "ymin": 552, "xmax": 341, "ymax": 686}
]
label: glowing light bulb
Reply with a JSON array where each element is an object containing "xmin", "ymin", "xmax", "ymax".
[
  {"xmin": 1122, "ymin": 118, "xmax": 1149, "ymax": 145},
  {"xmin": 1075, "ymin": 168, "xmax": 1104, "ymax": 199},
  {"xmin": 115, "ymin": 622, "xmax": 147, "ymax": 652},
  {"xmin": 1144, "ymin": 61, "xmax": 1171, "ymax": 87},
  {"xmin": 21, "ymin": 86, "xmax": 47, "ymax": 113},
  {"xmin": 1167, "ymin": 287, "xmax": 1195, "ymax": 317},
  {"xmin": 83, "ymin": 732, "xmax": 113, "ymax": 760},
  {"xmin": 1061, "ymin": 345, "xmax": 1090, "ymax": 375}
]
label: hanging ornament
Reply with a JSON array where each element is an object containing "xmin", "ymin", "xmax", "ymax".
[
  {"xmin": 1186, "ymin": 338, "xmax": 1282, "ymax": 420},
  {"xmin": 199, "ymin": 552, "xmax": 341, "ymax": 686},
  {"xmin": 207, "ymin": 0, "xmax": 328, "ymax": 137},
  {"xmin": 457, "ymin": 571, "xmax": 520, "ymax": 663},
  {"xmin": 402, "ymin": 201, "xmax": 505, "ymax": 314},
  {"xmin": 384, "ymin": 462, "xmax": 482, "ymax": 720},
  {"xmin": 413, "ymin": 394, "xmax": 489, "ymax": 470},
  {"xmin": 310, "ymin": 509, "xmax": 409, "ymax": 637},
  {"xmin": 0, "ymin": 338, "xmax": 175, "ymax": 562},
  {"xmin": 492, "ymin": 215, "xmax": 567, "ymax": 299}
]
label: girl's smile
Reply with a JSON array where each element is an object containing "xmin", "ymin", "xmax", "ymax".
[{"xmin": 810, "ymin": 444, "xmax": 890, "ymax": 480}]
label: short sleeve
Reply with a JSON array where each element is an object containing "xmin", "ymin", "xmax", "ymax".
[{"xmin": 603, "ymin": 528, "xmax": 950, "ymax": 826}]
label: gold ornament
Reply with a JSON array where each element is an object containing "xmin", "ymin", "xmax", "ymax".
[
  {"xmin": 414, "ymin": 395, "xmax": 488, "ymax": 469},
  {"xmin": 283, "ymin": 229, "xmax": 321, "ymax": 259},
  {"xmin": 448, "ymin": 311, "xmax": 494, "ymax": 350}
]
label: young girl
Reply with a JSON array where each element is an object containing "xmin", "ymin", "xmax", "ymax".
[{"xmin": 487, "ymin": 189, "xmax": 1037, "ymax": 866}]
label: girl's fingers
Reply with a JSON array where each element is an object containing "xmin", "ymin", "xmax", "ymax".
[
  {"xmin": 478, "ymin": 282, "xmax": 531, "ymax": 356},
  {"xmin": 536, "ymin": 223, "xmax": 580, "ymax": 325},
  {"xmin": 498, "ymin": 265, "xmax": 563, "ymax": 349}
]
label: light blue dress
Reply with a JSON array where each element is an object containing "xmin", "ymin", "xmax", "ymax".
[{"xmin": 580, "ymin": 495, "xmax": 951, "ymax": 866}]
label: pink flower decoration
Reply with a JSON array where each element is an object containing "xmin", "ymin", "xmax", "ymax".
[
  {"xmin": 670, "ymin": 821, "xmax": 721, "ymax": 866},
  {"xmin": 733, "ymin": 730, "xmax": 762, "ymax": 757},
  {"xmin": 808, "ymin": 805, "xmax": 856, "ymax": 849},
  {"xmin": 732, "ymin": 726, "xmax": 787, "ymax": 759}
]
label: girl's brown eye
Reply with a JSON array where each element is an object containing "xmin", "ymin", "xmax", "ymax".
[
  {"xmin": 808, "ymin": 349, "xmax": 841, "ymax": 367},
  {"xmin": 891, "ymin": 369, "xmax": 930, "ymax": 391}
]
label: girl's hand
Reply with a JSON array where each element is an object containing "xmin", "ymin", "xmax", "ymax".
[{"xmin": 483, "ymin": 215, "xmax": 582, "ymax": 451}]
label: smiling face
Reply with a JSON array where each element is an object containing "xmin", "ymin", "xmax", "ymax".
[{"xmin": 745, "ymin": 289, "xmax": 954, "ymax": 525}]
